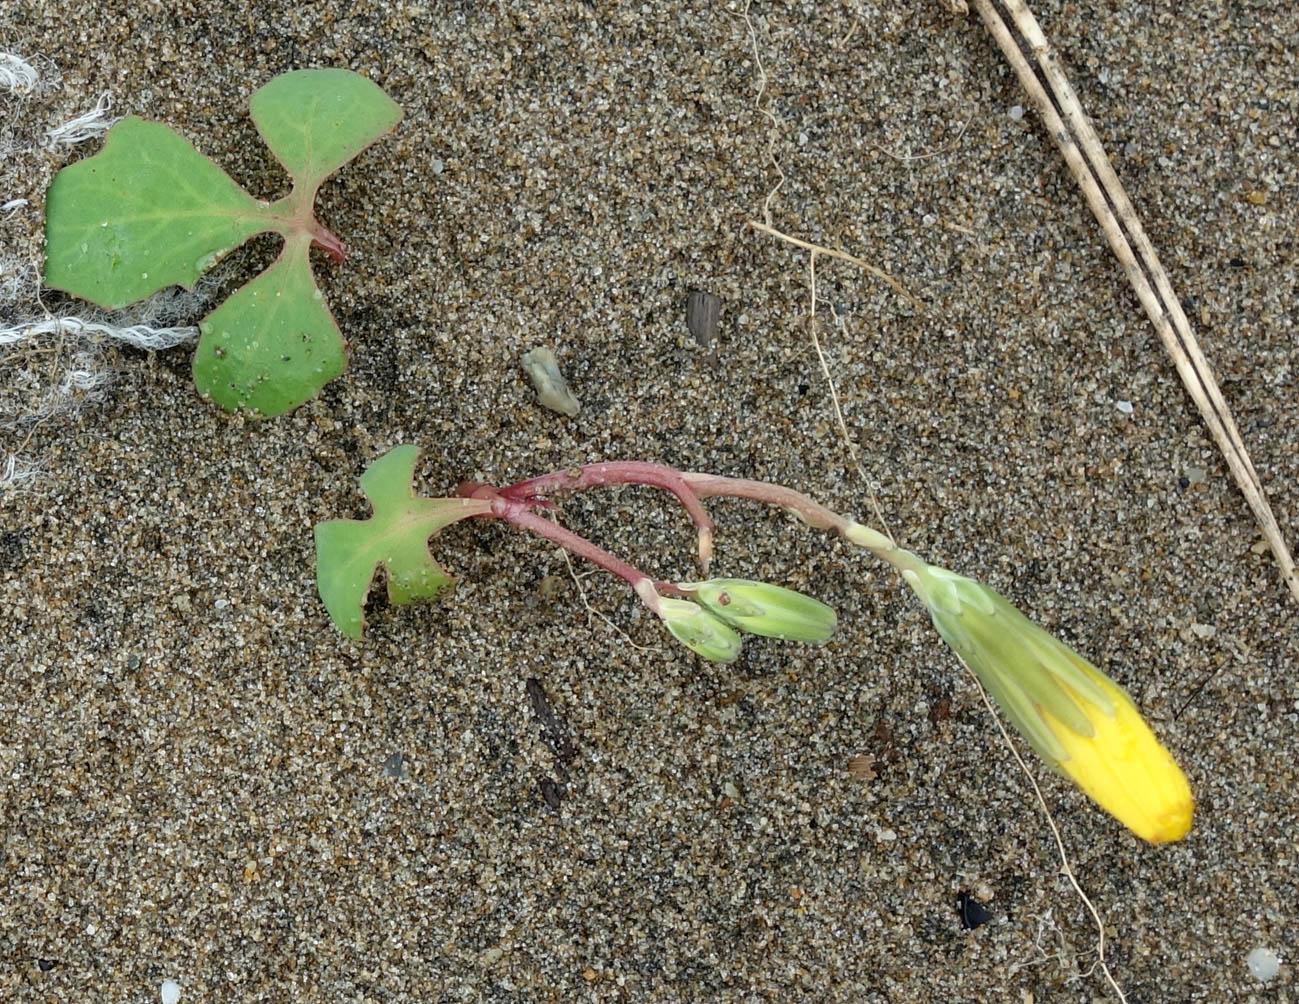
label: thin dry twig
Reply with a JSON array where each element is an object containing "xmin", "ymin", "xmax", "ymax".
[
  {"xmin": 748, "ymin": 220, "xmax": 923, "ymax": 311},
  {"xmin": 960, "ymin": 0, "xmax": 1299, "ymax": 604},
  {"xmin": 558, "ymin": 548, "xmax": 653, "ymax": 654},
  {"xmin": 740, "ymin": 14, "xmax": 1122, "ymax": 1000},
  {"xmin": 735, "ymin": 13, "xmax": 916, "ymax": 548},
  {"xmin": 963, "ymin": 659, "xmax": 1130, "ymax": 1003},
  {"xmin": 806, "ymin": 252, "xmax": 896, "ymax": 545},
  {"xmin": 873, "ymin": 114, "xmax": 972, "ymax": 163},
  {"xmin": 735, "ymin": 0, "xmax": 786, "ymax": 226}
]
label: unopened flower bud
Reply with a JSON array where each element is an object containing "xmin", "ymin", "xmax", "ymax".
[
  {"xmin": 658, "ymin": 597, "xmax": 743, "ymax": 663},
  {"xmin": 908, "ymin": 563, "xmax": 1193, "ymax": 844},
  {"xmin": 679, "ymin": 578, "xmax": 837, "ymax": 643}
]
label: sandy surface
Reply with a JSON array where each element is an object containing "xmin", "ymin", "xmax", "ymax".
[{"xmin": 2, "ymin": 1, "xmax": 1296, "ymax": 1001}]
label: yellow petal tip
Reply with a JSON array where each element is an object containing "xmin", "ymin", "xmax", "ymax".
[{"xmin": 1139, "ymin": 795, "xmax": 1194, "ymax": 845}]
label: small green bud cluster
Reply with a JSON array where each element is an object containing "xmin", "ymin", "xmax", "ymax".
[{"xmin": 660, "ymin": 579, "xmax": 837, "ymax": 663}]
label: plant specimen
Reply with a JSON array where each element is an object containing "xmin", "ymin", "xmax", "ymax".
[
  {"xmin": 316, "ymin": 446, "xmax": 1193, "ymax": 844},
  {"xmin": 43, "ymin": 69, "xmax": 401, "ymax": 417}
]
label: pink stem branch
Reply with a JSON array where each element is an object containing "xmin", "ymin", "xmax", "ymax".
[
  {"xmin": 456, "ymin": 482, "xmax": 686, "ymax": 606},
  {"xmin": 680, "ymin": 472, "xmax": 927, "ymax": 576},
  {"xmin": 462, "ymin": 464, "xmax": 924, "ymax": 598},
  {"xmin": 679, "ymin": 472, "xmax": 852, "ymax": 533},
  {"xmin": 499, "ymin": 462, "xmax": 715, "ymax": 570},
  {"xmin": 310, "ymin": 223, "xmax": 347, "ymax": 264}
]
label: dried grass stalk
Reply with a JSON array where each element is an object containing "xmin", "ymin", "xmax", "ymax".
[{"xmin": 964, "ymin": 0, "xmax": 1299, "ymax": 604}]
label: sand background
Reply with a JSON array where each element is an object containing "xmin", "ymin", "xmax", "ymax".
[{"xmin": 1, "ymin": 1, "xmax": 1296, "ymax": 1000}]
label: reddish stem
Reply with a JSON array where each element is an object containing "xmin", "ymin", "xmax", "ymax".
[
  {"xmin": 499, "ymin": 462, "xmax": 715, "ymax": 570},
  {"xmin": 459, "ymin": 464, "xmax": 911, "ymax": 608},
  {"xmin": 678, "ymin": 472, "xmax": 852, "ymax": 533},
  {"xmin": 495, "ymin": 463, "xmax": 906, "ymax": 569},
  {"xmin": 310, "ymin": 222, "xmax": 347, "ymax": 264},
  {"xmin": 457, "ymin": 482, "xmax": 686, "ymax": 602},
  {"xmin": 266, "ymin": 188, "xmax": 348, "ymax": 263}
]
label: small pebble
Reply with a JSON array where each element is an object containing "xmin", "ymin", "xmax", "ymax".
[
  {"xmin": 161, "ymin": 979, "xmax": 181, "ymax": 1004},
  {"xmin": 1009, "ymin": 104, "xmax": 1024, "ymax": 120},
  {"xmin": 1246, "ymin": 947, "xmax": 1280, "ymax": 982},
  {"xmin": 1115, "ymin": 399, "xmax": 1133, "ymax": 414},
  {"xmin": 382, "ymin": 752, "xmax": 407, "ymax": 778},
  {"xmin": 520, "ymin": 346, "xmax": 580, "ymax": 417}
]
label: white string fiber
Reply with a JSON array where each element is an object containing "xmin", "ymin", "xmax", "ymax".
[
  {"xmin": 0, "ymin": 316, "xmax": 199, "ymax": 351},
  {"xmin": 0, "ymin": 452, "xmax": 40, "ymax": 489},
  {"xmin": 0, "ymin": 54, "xmax": 38, "ymax": 95},
  {"xmin": 45, "ymin": 90, "xmax": 118, "ymax": 147}
]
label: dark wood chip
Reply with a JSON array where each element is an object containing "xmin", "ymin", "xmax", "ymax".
[{"xmin": 686, "ymin": 290, "xmax": 721, "ymax": 347}]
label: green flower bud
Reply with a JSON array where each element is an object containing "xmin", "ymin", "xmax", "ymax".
[
  {"xmin": 658, "ymin": 598, "xmax": 743, "ymax": 663},
  {"xmin": 678, "ymin": 578, "xmax": 837, "ymax": 643}
]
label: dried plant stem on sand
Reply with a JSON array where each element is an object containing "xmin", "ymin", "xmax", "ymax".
[{"xmin": 959, "ymin": 0, "xmax": 1299, "ymax": 604}]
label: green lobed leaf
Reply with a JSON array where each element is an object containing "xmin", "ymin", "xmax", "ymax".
[
  {"xmin": 43, "ymin": 69, "xmax": 403, "ymax": 416},
  {"xmin": 251, "ymin": 69, "xmax": 403, "ymax": 193},
  {"xmin": 192, "ymin": 236, "xmax": 345, "ymax": 416},
  {"xmin": 314, "ymin": 445, "xmax": 493, "ymax": 639},
  {"xmin": 43, "ymin": 117, "xmax": 271, "ymax": 310}
]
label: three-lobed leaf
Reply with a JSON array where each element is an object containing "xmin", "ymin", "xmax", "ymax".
[
  {"xmin": 43, "ymin": 69, "xmax": 403, "ymax": 417},
  {"xmin": 314, "ymin": 446, "xmax": 493, "ymax": 639}
]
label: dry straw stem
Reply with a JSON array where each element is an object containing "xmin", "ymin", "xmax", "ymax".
[{"xmin": 959, "ymin": 0, "xmax": 1299, "ymax": 604}]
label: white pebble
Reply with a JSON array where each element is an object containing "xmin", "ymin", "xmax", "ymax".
[
  {"xmin": 161, "ymin": 978, "xmax": 181, "ymax": 1004},
  {"xmin": 1246, "ymin": 947, "xmax": 1280, "ymax": 982},
  {"xmin": 521, "ymin": 346, "xmax": 580, "ymax": 417},
  {"xmin": 1115, "ymin": 399, "xmax": 1133, "ymax": 414},
  {"xmin": 1009, "ymin": 104, "xmax": 1024, "ymax": 120}
]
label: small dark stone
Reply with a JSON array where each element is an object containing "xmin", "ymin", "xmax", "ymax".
[
  {"xmin": 37, "ymin": 959, "xmax": 57, "ymax": 971},
  {"xmin": 956, "ymin": 892, "xmax": 991, "ymax": 930},
  {"xmin": 539, "ymin": 777, "xmax": 563, "ymax": 811},
  {"xmin": 0, "ymin": 529, "xmax": 29, "ymax": 572}
]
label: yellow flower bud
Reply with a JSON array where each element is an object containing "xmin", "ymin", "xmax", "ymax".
[{"xmin": 910, "ymin": 563, "xmax": 1193, "ymax": 844}]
